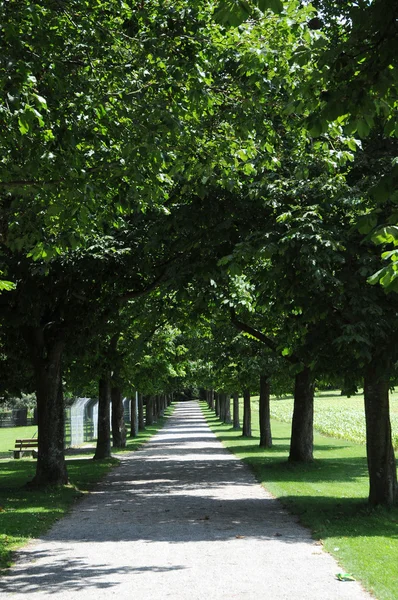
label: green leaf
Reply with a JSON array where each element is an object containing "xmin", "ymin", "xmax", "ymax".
[
  {"xmin": 356, "ymin": 119, "xmax": 370, "ymax": 138},
  {"xmin": 47, "ymin": 204, "xmax": 62, "ymax": 217},
  {"xmin": 0, "ymin": 280, "xmax": 15, "ymax": 292},
  {"xmin": 242, "ymin": 162, "xmax": 256, "ymax": 175},
  {"xmin": 371, "ymin": 226, "xmax": 398, "ymax": 245},
  {"xmin": 228, "ymin": 262, "xmax": 242, "ymax": 276},
  {"xmin": 357, "ymin": 213, "xmax": 377, "ymax": 235},
  {"xmin": 218, "ymin": 254, "xmax": 233, "ymax": 266},
  {"xmin": 371, "ymin": 179, "xmax": 390, "ymax": 203},
  {"xmin": 380, "ymin": 268, "xmax": 398, "ymax": 288},
  {"xmin": 33, "ymin": 93, "xmax": 48, "ymax": 110},
  {"xmin": 306, "ymin": 116, "xmax": 323, "ymax": 138},
  {"xmin": 336, "ymin": 573, "xmax": 356, "ymax": 582},
  {"xmin": 346, "ymin": 138, "xmax": 359, "ymax": 152},
  {"xmin": 276, "ymin": 212, "xmax": 292, "ymax": 223},
  {"xmin": 367, "ymin": 267, "xmax": 388, "ymax": 285},
  {"xmin": 257, "ymin": 0, "xmax": 283, "ymax": 13},
  {"xmin": 18, "ymin": 117, "xmax": 29, "ymax": 135},
  {"xmin": 43, "ymin": 129, "xmax": 55, "ymax": 141},
  {"xmin": 213, "ymin": 0, "xmax": 252, "ymax": 27},
  {"xmin": 381, "ymin": 249, "xmax": 398, "ymax": 261}
]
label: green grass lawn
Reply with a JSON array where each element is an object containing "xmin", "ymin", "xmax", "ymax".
[
  {"xmin": 0, "ymin": 426, "xmax": 38, "ymax": 459},
  {"xmin": 0, "ymin": 407, "xmax": 174, "ymax": 572},
  {"xmin": 202, "ymin": 394, "xmax": 398, "ymax": 600}
]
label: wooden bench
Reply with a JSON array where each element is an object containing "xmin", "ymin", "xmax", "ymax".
[{"xmin": 13, "ymin": 439, "xmax": 38, "ymax": 459}]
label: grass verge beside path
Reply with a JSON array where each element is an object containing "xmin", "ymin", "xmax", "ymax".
[
  {"xmin": 0, "ymin": 406, "xmax": 174, "ymax": 572},
  {"xmin": 201, "ymin": 402, "xmax": 398, "ymax": 600}
]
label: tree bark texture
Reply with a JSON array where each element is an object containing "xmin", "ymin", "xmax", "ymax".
[
  {"xmin": 111, "ymin": 386, "xmax": 126, "ymax": 448},
  {"xmin": 224, "ymin": 393, "xmax": 231, "ymax": 424},
  {"xmin": 209, "ymin": 389, "xmax": 215, "ymax": 411},
  {"xmin": 94, "ymin": 375, "xmax": 112, "ymax": 460},
  {"xmin": 219, "ymin": 392, "xmax": 226, "ymax": 422},
  {"xmin": 289, "ymin": 367, "xmax": 314, "ymax": 463},
  {"xmin": 259, "ymin": 374, "xmax": 272, "ymax": 448},
  {"xmin": 153, "ymin": 395, "xmax": 159, "ymax": 422},
  {"xmin": 159, "ymin": 394, "xmax": 165, "ymax": 417},
  {"xmin": 138, "ymin": 392, "xmax": 145, "ymax": 430},
  {"xmin": 146, "ymin": 395, "xmax": 154, "ymax": 426},
  {"xmin": 24, "ymin": 328, "xmax": 68, "ymax": 486},
  {"xmin": 219, "ymin": 392, "xmax": 231, "ymax": 423},
  {"xmin": 242, "ymin": 389, "xmax": 252, "ymax": 437},
  {"xmin": 215, "ymin": 393, "xmax": 220, "ymax": 417},
  {"xmin": 130, "ymin": 394, "xmax": 138, "ymax": 438},
  {"xmin": 233, "ymin": 392, "xmax": 240, "ymax": 430},
  {"xmin": 364, "ymin": 355, "xmax": 397, "ymax": 506}
]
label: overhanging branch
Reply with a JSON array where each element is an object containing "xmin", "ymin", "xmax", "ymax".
[
  {"xmin": 121, "ymin": 271, "xmax": 167, "ymax": 301},
  {"xmin": 230, "ymin": 308, "xmax": 298, "ymax": 365},
  {"xmin": 0, "ymin": 161, "xmax": 120, "ymax": 189}
]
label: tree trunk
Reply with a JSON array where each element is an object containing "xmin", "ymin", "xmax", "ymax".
[
  {"xmin": 153, "ymin": 395, "xmax": 159, "ymax": 423},
  {"xmin": 233, "ymin": 392, "xmax": 240, "ymax": 430},
  {"xmin": 94, "ymin": 374, "xmax": 112, "ymax": 460},
  {"xmin": 259, "ymin": 374, "xmax": 272, "ymax": 448},
  {"xmin": 364, "ymin": 355, "xmax": 397, "ymax": 506},
  {"xmin": 23, "ymin": 328, "xmax": 68, "ymax": 487},
  {"xmin": 219, "ymin": 392, "xmax": 226, "ymax": 422},
  {"xmin": 242, "ymin": 389, "xmax": 252, "ymax": 437},
  {"xmin": 138, "ymin": 392, "xmax": 145, "ymax": 430},
  {"xmin": 224, "ymin": 393, "xmax": 232, "ymax": 424},
  {"xmin": 289, "ymin": 367, "xmax": 314, "ymax": 463},
  {"xmin": 130, "ymin": 393, "xmax": 138, "ymax": 438},
  {"xmin": 146, "ymin": 395, "xmax": 154, "ymax": 426},
  {"xmin": 159, "ymin": 394, "xmax": 165, "ymax": 417},
  {"xmin": 111, "ymin": 386, "xmax": 126, "ymax": 448},
  {"xmin": 209, "ymin": 389, "xmax": 215, "ymax": 411},
  {"xmin": 215, "ymin": 392, "xmax": 220, "ymax": 417}
]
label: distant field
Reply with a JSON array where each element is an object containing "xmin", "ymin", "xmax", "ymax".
[{"xmin": 269, "ymin": 390, "xmax": 398, "ymax": 449}]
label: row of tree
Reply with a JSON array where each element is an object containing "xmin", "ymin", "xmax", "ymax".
[{"xmin": 0, "ymin": 0, "xmax": 397, "ymax": 504}]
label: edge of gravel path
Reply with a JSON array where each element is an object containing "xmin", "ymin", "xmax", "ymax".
[{"xmin": 198, "ymin": 400, "xmax": 376, "ymax": 600}]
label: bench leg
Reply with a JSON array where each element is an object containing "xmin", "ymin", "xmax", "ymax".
[{"xmin": 14, "ymin": 451, "xmax": 21, "ymax": 459}]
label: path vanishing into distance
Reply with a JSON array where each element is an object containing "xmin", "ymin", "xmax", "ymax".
[{"xmin": 1, "ymin": 401, "xmax": 373, "ymax": 600}]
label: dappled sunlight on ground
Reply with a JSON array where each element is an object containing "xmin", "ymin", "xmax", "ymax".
[{"xmin": 0, "ymin": 401, "xmax": 372, "ymax": 600}]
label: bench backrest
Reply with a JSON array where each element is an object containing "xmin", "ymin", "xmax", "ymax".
[{"xmin": 15, "ymin": 439, "xmax": 39, "ymax": 446}]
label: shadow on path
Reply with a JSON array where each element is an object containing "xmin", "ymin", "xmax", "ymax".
[{"xmin": 0, "ymin": 401, "xmax": 373, "ymax": 599}]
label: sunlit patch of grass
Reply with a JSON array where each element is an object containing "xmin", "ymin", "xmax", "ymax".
[{"xmin": 0, "ymin": 426, "xmax": 38, "ymax": 459}]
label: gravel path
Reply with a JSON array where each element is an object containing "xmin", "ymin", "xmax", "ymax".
[{"xmin": 1, "ymin": 401, "xmax": 373, "ymax": 599}]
